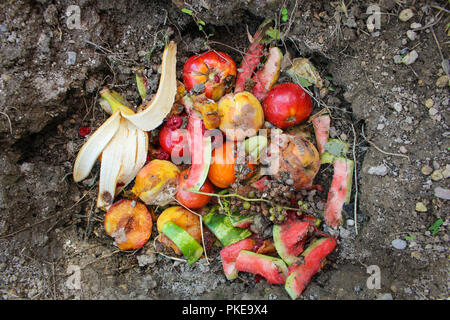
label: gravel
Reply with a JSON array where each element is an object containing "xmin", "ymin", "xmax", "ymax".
[
  {"xmin": 368, "ymin": 165, "xmax": 388, "ymax": 176},
  {"xmin": 392, "ymin": 239, "xmax": 407, "ymax": 250}
]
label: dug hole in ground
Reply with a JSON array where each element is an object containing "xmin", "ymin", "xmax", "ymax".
[{"xmin": 0, "ymin": 0, "xmax": 448, "ymax": 300}]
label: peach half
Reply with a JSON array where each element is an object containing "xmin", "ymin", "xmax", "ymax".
[
  {"xmin": 131, "ymin": 159, "xmax": 180, "ymax": 206},
  {"xmin": 156, "ymin": 206, "xmax": 201, "ymax": 255},
  {"xmin": 104, "ymin": 199, "xmax": 153, "ymax": 250},
  {"xmin": 218, "ymin": 91, "xmax": 264, "ymax": 141}
]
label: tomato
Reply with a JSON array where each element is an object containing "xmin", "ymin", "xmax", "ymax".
[
  {"xmin": 262, "ymin": 83, "xmax": 313, "ymax": 129},
  {"xmin": 176, "ymin": 169, "xmax": 214, "ymax": 209},
  {"xmin": 159, "ymin": 114, "xmax": 189, "ymax": 158},
  {"xmin": 182, "ymin": 51, "xmax": 237, "ymax": 101}
]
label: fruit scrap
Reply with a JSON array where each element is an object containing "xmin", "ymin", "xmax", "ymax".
[
  {"xmin": 131, "ymin": 159, "xmax": 180, "ymax": 206},
  {"xmin": 262, "ymin": 82, "xmax": 312, "ymax": 129},
  {"xmin": 135, "ymin": 69, "xmax": 148, "ymax": 101},
  {"xmin": 157, "ymin": 206, "xmax": 203, "ymax": 260},
  {"xmin": 176, "ymin": 169, "xmax": 214, "ymax": 209},
  {"xmin": 244, "ymin": 135, "xmax": 268, "ymax": 161},
  {"xmin": 161, "ymin": 221, "xmax": 203, "ymax": 265},
  {"xmin": 273, "ymin": 216, "xmax": 315, "ymax": 266},
  {"xmin": 311, "ymin": 114, "xmax": 331, "ymax": 156},
  {"xmin": 220, "ymin": 238, "xmax": 255, "ymax": 280},
  {"xmin": 324, "ymin": 157, "xmax": 354, "ymax": 228},
  {"xmin": 182, "ymin": 51, "xmax": 237, "ymax": 101},
  {"xmin": 218, "ymin": 91, "xmax": 265, "ymax": 141},
  {"xmin": 202, "ymin": 208, "xmax": 252, "ymax": 247},
  {"xmin": 285, "ymin": 237, "xmax": 337, "ymax": 299},
  {"xmin": 235, "ymin": 250, "xmax": 289, "ymax": 285},
  {"xmin": 191, "ymin": 94, "xmax": 220, "ymax": 130},
  {"xmin": 235, "ymin": 19, "xmax": 273, "ymax": 93},
  {"xmin": 251, "ymin": 46, "xmax": 283, "ymax": 102},
  {"xmin": 267, "ymin": 133, "xmax": 321, "ymax": 190},
  {"xmin": 104, "ymin": 199, "xmax": 153, "ymax": 250},
  {"xmin": 73, "ymin": 42, "xmax": 177, "ymax": 210}
]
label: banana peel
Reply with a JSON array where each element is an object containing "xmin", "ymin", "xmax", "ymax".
[{"xmin": 73, "ymin": 41, "xmax": 177, "ymax": 210}]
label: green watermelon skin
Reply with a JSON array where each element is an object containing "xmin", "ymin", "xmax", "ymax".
[
  {"xmin": 235, "ymin": 250, "xmax": 289, "ymax": 285},
  {"xmin": 273, "ymin": 218, "xmax": 314, "ymax": 266}
]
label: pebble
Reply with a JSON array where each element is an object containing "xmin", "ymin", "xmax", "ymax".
[
  {"xmin": 406, "ymin": 30, "xmax": 417, "ymax": 41},
  {"xmin": 392, "ymin": 239, "xmax": 407, "ymax": 250},
  {"xmin": 415, "ymin": 202, "xmax": 427, "ymax": 212},
  {"xmin": 393, "ymin": 55, "xmax": 403, "ymax": 64},
  {"xmin": 435, "ymin": 75, "xmax": 449, "ymax": 88},
  {"xmin": 442, "ymin": 165, "xmax": 450, "ymax": 178},
  {"xmin": 368, "ymin": 165, "xmax": 388, "ymax": 176},
  {"xmin": 428, "ymin": 107, "xmax": 438, "ymax": 116},
  {"xmin": 411, "ymin": 251, "xmax": 422, "ymax": 259},
  {"xmin": 66, "ymin": 51, "xmax": 77, "ymax": 65},
  {"xmin": 377, "ymin": 123, "xmax": 385, "ymax": 130},
  {"xmin": 399, "ymin": 9, "xmax": 414, "ymax": 22},
  {"xmin": 421, "ymin": 165, "xmax": 433, "ymax": 176},
  {"xmin": 399, "ymin": 146, "xmax": 408, "ymax": 154},
  {"xmin": 410, "ymin": 22, "xmax": 422, "ymax": 29},
  {"xmin": 393, "ymin": 102, "xmax": 402, "ymax": 112},
  {"xmin": 137, "ymin": 254, "xmax": 156, "ymax": 267},
  {"xmin": 434, "ymin": 187, "xmax": 450, "ymax": 200},
  {"xmin": 346, "ymin": 219, "xmax": 355, "ymax": 227},
  {"xmin": 424, "ymin": 98, "xmax": 434, "ymax": 108},
  {"xmin": 431, "ymin": 170, "xmax": 443, "ymax": 181},
  {"xmin": 401, "ymin": 50, "xmax": 418, "ymax": 65}
]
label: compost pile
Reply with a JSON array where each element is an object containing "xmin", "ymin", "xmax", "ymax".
[{"xmin": 72, "ymin": 20, "xmax": 354, "ymax": 300}]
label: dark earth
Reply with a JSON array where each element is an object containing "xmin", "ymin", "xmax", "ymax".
[{"xmin": 0, "ymin": 0, "xmax": 448, "ymax": 300}]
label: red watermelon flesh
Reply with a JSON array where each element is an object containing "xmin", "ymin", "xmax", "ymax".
[
  {"xmin": 235, "ymin": 250, "xmax": 288, "ymax": 285},
  {"xmin": 220, "ymin": 238, "xmax": 255, "ymax": 280}
]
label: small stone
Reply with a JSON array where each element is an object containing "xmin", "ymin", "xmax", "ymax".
[
  {"xmin": 424, "ymin": 98, "xmax": 434, "ymax": 108},
  {"xmin": 432, "ymin": 161, "xmax": 440, "ymax": 170},
  {"xmin": 401, "ymin": 38, "xmax": 408, "ymax": 45},
  {"xmin": 442, "ymin": 165, "xmax": 450, "ymax": 178},
  {"xmin": 421, "ymin": 165, "xmax": 433, "ymax": 176},
  {"xmin": 377, "ymin": 123, "xmax": 385, "ymax": 130},
  {"xmin": 377, "ymin": 293, "xmax": 393, "ymax": 300},
  {"xmin": 410, "ymin": 22, "xmax": 422, "ymax": 29},
  {"xmin": 393, "ymin": 55, "xmax": 403, "ymax": 64},
  {"xmin": 434, "ymin": 187, "xmax": 450, "ymax": 200},
  {"xmin": 431, "ymin": 170, "xmax": 443, "ymax": 181},
  {"xmin": 435, "ymin": 75, "xmax": 449, "ymax": 87},
  {"xmin": 406, "ymin": 30, "xmax": 417, "ymax": 41},
  {"xmin": 66, "ymin": 51, "xmax": 77, "ymax": 65},
  {"xmin": 399, "ymin": 9, "xmax": 414, "ymax": 22},
  {"xmin": 393, "ymin": 102, "xmax": 402, "ymax": 112},
  {"xmin": 415, "ymin": 202, "xmax": 427, "ymax": 212},
  {"xmin": 368, "ymin": 165, "xmax": 388, "ymax": 176},
  {"xmin": 399, "ymin": 146, "xmax": 408, "ymax": 154},
  {"xmin": 137, "ymin": 254, "xmax": 156, "ymax": 267},
  {"xmin": 428, "ymin": 107, "xmax": 438, "ymax": 116},
  {"xmin": 346, "ymin": 219, "xmax": 355, "ymax": 227},
  {"xmin": 392, "ymin": 239, "xmax": 407, "ymax": 250},
  {"xmin": 402, "ymin": 50, "xmax": 418, "ymax": 65},
  {"xmin": 411, "ymin": 251, "xmax": 422, "ymax": 259}
]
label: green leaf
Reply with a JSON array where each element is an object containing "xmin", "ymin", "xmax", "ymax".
[
  {"xmin": 198, "ymin": 19, "xmax": 206, "ymax": 26},
  {"xmin": 181, "ymin": 8, "xmax": 193, "ymax": 15},
  {"xmin": 328, "ymin": 86, "xmax": 334, "ymax": 91},
  {"xmin": 265, "ymin": 27, "xmax": 280, "ymax": 40},
  {"xmin": 428, "ymin": 218, "xmax": 443, "ymax": 235},
  {"xmin": 281, "ymin": 8, "xmax": 288, "ymax": 15},
  {"xmin": 404, "ymin": 235, "xmax": 416, "ymax": 240}
]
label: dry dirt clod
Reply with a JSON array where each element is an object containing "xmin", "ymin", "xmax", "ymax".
[
  {"xmin": 435, "ymin": 75, "xmax": 449, "ymax": 88},
  {"xmin": 399, "ymin": 9, "xmax": 415, "ymax": 22},
  {"xmin": 415, "ymin": 202, "xmax": 427, "ymax": 212}
]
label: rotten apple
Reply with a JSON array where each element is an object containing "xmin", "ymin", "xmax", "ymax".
[
  {"xmin": 104, "ymin": 199, "xmax": 153, "ymax": 250},
  {"xmin": 262, "ymin": 82, "xmax": 313, "ymax": 129},
  {"xmin": 182, "ymin": 51, "xmax": 237, "ymax": 101}
]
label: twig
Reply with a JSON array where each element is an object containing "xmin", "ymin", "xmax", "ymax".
[
  {"xmin": 361, "ymin": 124, "xmax": 410, "ymax": 161},
  {"xmin": 351, "ymin": 124, "xmax": 358, "ymax": 235},
  {"xmin": 172, "ymin": 197, "xmax": 209, "ymax": 265},
  {"xmin": 0, "ymin": 111, "xmax": 13, "ymax": 135}
]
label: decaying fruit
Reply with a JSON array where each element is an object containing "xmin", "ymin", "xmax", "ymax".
[
  {"xmin": 273, "ymin": 217, "xmax": 315, "ymax": 266},
  {"xmin": 267, "ymin": 133, "xmax": 321, "ymax": 190},
  {"xmin": 157, "ymin": 206, "xmax": 202, "ymax": 255},
  {"xmin": 176, "ymin": 169, "xmax": 214, "ymax": 209},
  {"xmin": 104, "ymin": 199, "xmax": 153, "ymax": 250},
  {"xmin": 235, "ymin": 250, "xmax": 289, "ymax": 285},
  {"xmin": 220, "ymin": 238, "xmax": 255, "ymax": 280},
  {"xmin": 251, "ymin": 46, "xmax": 283, "ymax": 102},
  {"xmin": 208, "ymin": 141, "xmax": 255, "ymax": 189},
  {"xmin": 218, "ymin": 91, "xmax": 265, "ymax": 141},
  {"xmin": 183, "ymin": 51, "xmax": 237, "ymax": 101},
  {"xmin": 191, "ymin": 94, "xmax": 220, "ymax": 130},
  {"xmin": 262, "ymin": 82, "xmax": 312, "ymax": 129},
  {"xmin": 131, "ymin": 160, "xmax": 180, "ymax": 206}
]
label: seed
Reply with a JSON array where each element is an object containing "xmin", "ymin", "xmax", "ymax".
[{"xmin": 243, "ymin": 201, "xmax": 251, "ymax": 210}]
